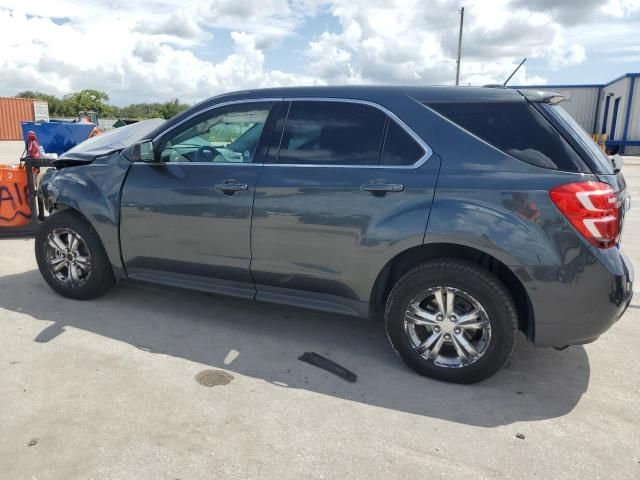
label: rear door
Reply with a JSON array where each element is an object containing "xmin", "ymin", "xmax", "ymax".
[
  {"xmin": 120, "ymin": 100, "xmax": 281, "ymax": 297},
  {"xmin": 250, "ymin": 99, "xmax": 440, "ymax": 316}
]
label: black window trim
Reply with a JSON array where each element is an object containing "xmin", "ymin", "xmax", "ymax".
[
  {"xmin": 269, "ymin": 97, "xmax": 432, "ymax": 169},
  {"xmin": 378, "ymin": 116, "xmax": 391, "ymax": 164}
]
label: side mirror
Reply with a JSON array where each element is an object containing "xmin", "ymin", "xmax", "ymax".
[{"xmin": 125, "ymin": 140, "xmax": 156, "ymax": 162}]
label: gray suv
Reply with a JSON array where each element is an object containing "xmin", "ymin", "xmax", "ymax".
[{"xmin": 36, "ymin": 86, "xmax": 634, "ymax": 383}]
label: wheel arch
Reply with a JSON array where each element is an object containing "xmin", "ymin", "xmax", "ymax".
[
  {"xmin": 369, "ymin": 243, "xmax": 534, "ymax": 339},
  {"xmin": 44, "ymin": 201, "xmax": 126, "ymax": 279},
  {"xmin": 35, "ymin": 206, "xmax": 116, "ymax": 299},
  {"xmin": 50, "ymin": 201, "xmax": 84, "ymax": 216},
  {"xmin": 39, "ymin": 160, "xmax": 128, "ymax": 278}
]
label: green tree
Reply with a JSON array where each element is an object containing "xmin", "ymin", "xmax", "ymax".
[
  {"xmin": 63, "ymin": 89, "xmax": 113, "ymax": 117},
  {"xmin": 16, "ymin": 89, "xmax": 190, "ymax": 120},
  {"xmin": 158, "ymin": 98, "xmax": 190, "ymax": 119},
  {"xmin": 16, "ymin": 90, "xmax": 67, "ymax": 117},
  {"xmin": 112, "ymin": 102, "xmax": 162, "ymax": 119}
]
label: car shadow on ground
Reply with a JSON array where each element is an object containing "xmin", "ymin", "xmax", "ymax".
[{"xmin": 0, "ymin": 269, "xmax": 590, "ymax": 428}]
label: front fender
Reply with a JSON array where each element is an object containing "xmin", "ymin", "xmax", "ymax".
[{"xmin": 39, "ymin": 153, "xmax": 130, "ymax": 277}]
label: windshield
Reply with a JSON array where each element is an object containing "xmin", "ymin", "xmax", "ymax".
[{"xmin": 540, "ymin": 104, "xmax": 614, "ymax": 175}]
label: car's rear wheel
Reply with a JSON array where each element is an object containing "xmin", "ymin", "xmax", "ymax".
[
  {"xmin": 35, "ymin": 210, "xmax": 114, "ymax": 300},
  {"xmin": 385, "ymin": 259, "xmax": 517, "ymax": 384}
]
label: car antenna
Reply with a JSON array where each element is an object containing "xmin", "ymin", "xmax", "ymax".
[{"xmin": 503, "ymin": 58, "xmax": 527, "ymax": 86}]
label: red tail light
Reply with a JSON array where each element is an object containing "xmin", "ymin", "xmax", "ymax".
[{"xmin": 550, "ymin": 181, "xmax": 619, "ymax": 249}]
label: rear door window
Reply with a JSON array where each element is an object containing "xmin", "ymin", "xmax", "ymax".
[
  {"xmin": 278, "ymin": 101, "xmax": 386, "ymax": 165},
  {"xmin": 428, "ymin": 102, "xmax": 590, "ymax": 172}
]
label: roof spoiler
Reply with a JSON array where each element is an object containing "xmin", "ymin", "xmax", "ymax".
[{"xmin": 517, "ymin": 89, "xmax": 565, "ymax": 104}]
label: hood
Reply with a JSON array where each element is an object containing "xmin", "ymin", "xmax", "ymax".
[{"xmin": 53, "ymin": 118, "xmax": 166, "ymax": 165}]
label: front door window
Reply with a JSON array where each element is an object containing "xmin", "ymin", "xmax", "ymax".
[{"xmin": 158, "ymin": 103, "xmax": 273, "ymax": 163}]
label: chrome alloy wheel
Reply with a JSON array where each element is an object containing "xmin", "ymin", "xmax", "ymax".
[
  {"xmin": 404, "ymin": 286, "xmax": 491, "ymax": 368},
  {"xmin": 44, "ymin": 228, "xmax": 92, "ymax": 287}
]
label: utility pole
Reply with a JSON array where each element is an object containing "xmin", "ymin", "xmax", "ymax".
[{"xmin": 455, "ymin": 6, "xmax": 464, "ymax": 86}]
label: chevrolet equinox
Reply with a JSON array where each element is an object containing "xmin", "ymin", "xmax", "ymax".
[{"xmin": 36, "ymin": 86, "xmax": 634, "ymax": 383}]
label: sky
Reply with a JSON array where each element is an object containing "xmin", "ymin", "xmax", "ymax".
[{"xmin": 0, "ymin": 0, "xmax": 639, "ymax": 106}]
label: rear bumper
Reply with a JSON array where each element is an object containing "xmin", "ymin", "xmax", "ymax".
[{"xmin": 523, "ymin": 248, "xmax": 634, "ymax": 348}]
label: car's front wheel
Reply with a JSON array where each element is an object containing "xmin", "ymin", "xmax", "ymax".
[
  {"xmin": 35, "ymin": 210, "xmax": 114, "ymax": 300},
  {"xmin": 385, "ymin": 259, "xmax": 517, "ymax": 384}
]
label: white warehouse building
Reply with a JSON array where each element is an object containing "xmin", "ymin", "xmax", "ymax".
[{"xmin": 514, "ymin": 73, "xmax": 640, "ymax": 155}]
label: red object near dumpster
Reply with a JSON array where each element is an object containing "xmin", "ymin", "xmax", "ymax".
[
  {"xmin": 27, "ymin": 131, "xmax": 42, "ymax": 159},
  {"xmin": 0, "ymin": 164, "xmax": 31, "ymax": 227}
]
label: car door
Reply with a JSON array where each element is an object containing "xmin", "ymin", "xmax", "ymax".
[
  {"xmin": 120, "ymin": 100, "xmax": 281, "ymax": 298},
  {"xmin": 250, "ymin": 99, "xmax": 440, "ymax": 316}
]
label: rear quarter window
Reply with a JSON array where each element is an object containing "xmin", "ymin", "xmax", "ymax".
[
  {"xmin": 539, "ymin": 104, "xmax": 614, "ymax": 175},
  {"xmin": 427, "ymin": 102, "xmax": 590, "ymax": 173}
]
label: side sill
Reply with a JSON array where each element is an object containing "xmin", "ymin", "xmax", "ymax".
[
  {"xmin": 127, "ymin": 268, "xmax": 256, "ymax": 300},
  {"xmin": 124, "ymin": 269, "xmax": 370, "ymax": 318},
  {"xmin": 255, "ymin": 284, "xmax": 369, "ymax": 318}
]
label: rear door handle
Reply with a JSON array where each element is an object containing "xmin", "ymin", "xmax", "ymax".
[
  {"xmin": 214, "ymin": 182, "xmax": 248, "ymax": 195},
  {"xmin": 360, "ymin": 182, "xmax": 404, "ymax": 195}
]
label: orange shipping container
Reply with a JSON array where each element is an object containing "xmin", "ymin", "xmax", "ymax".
[{"xmin": 0, "ymin": 97, "xmax": 35, "ymax": 140}]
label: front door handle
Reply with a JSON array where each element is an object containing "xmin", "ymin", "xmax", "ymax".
[
  {"xmin": 214, "ymin": 182, "xmax": 249, "ymax": 195},
  {"xmin": 360, "ymin": 182, "xmax": 404, "ymax": 195}
]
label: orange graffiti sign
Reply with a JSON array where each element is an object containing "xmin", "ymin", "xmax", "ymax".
[{"xmin": 0, "ymin": 165, "xmax": 32, "ymax": 227}]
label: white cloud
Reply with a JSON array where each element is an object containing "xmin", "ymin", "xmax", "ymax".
[
  {"xmin": 0, "ymin": 0, "xmax": 638, "ymax": 105},
  {"xmin": 134, "ymin": 12, "xmax": 204, "ymax": 41},
  {"xmin": 196, "ymin": 0, "xmax": 311, "ymax": 48},
  {"xmin": 133, "ymin": 40, "xmax": 161, "ymax": 63},
  {"xmin": 0, "ymin": 1, "xmax": 318, "ymax": 104},
  {"xmin": 302, "ymin": 0, "xmax": 639, "ymax": 86},
  {"xmin": 303, "ymin": 0, "xmax": 555, "ymax": 85},
  {"xmin": 546, "ymin": 43, "xmax": 587, "ymax": 68}
]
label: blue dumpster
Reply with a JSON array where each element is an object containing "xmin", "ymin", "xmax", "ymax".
[{"xmin": 21, "ymin": 122, "xmax": 96, "ymax": 156}]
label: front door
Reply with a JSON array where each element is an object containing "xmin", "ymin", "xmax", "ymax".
[{"xmin": 120, "ymin": 100, "xmax": 279, "ymax": 297}]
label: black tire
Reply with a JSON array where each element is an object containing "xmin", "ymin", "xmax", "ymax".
[
  {"xmin": 35, "ymin": 210, "xmax": 115, "ymax": 300},
  {"xmin": 385, "ymin": 259, "xmax": 517, "ymax": 384}
]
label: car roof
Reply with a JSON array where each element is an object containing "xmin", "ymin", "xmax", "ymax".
[
  {"xmin": 200, "ymin": 85, "xmax": 525, "ymax": 104},
  {"xmin": 149, "ymin": 85, "xmax": 528, "ymax": 140}
]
